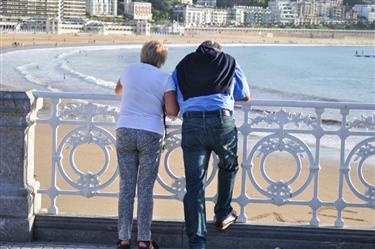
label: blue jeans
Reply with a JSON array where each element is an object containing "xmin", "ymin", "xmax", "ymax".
[{"xmin": 181, "ymin": 112, "xmax": 239, "ymax": 249}]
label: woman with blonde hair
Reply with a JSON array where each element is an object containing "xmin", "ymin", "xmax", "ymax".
[{"xmin": 115, "ymin": 41, "xmax": 179, "ymax": 249}]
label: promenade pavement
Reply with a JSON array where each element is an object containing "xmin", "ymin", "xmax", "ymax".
[{"xmin": 0, "ymin": 242, "xmax": 181, "ymax": 249}]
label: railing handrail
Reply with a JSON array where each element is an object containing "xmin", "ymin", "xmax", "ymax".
[{"xmin": 32, "ymin": 90, "xmax": 375, "ymax": 110}]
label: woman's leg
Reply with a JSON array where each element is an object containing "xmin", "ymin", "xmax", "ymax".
[
  {"xmin": 136, "ymin": 130, "xmax": 163, "ymax": 242},
  {"xmin": 117, "ymin": 128, "xmax": 139, "ymax": 241}
]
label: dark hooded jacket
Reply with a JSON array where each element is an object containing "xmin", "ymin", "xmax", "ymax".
[{"xmin": 176, "ymin": 43, "xmax": 236, "ymax": 101}]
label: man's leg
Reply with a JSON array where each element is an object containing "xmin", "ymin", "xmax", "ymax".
[
  {"xmin": 182, "ymin": 125, "xmax": 210, "ymax": 249},
  {"xmin": 211, "ymin": 118, "xmax": 239, "ymax": 221}
]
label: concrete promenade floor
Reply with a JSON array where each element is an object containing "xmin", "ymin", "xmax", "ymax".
[{"xmin": 0, "ymin": 242, "xmax": 180, "ymax": 249}]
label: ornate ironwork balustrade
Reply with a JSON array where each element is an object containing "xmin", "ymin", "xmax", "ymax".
[{"xmin": 31, "ymin": 91, "xmax": 375, "ymax": 228}]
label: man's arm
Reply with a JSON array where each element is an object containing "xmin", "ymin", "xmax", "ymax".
[
  {"xmin": 233, "ymin": 63, "xmax": 251, "ymax": 101},
  {"xmin": 115, "ymin": 80, "xmax": 122, "ymax": 96}
]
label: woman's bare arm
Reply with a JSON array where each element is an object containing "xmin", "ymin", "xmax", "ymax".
[
  {"xmin": 164, "ymin": 91, "xmax": 179, "ymax": 117},
  {"xmin": 115, "ymin": 80, "xmax": 123, "ymax": 96}
]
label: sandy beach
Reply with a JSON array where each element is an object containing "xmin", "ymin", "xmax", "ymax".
[{"xmin": 1, "ymin": 31, "xmax": 374, "ymax": 52}]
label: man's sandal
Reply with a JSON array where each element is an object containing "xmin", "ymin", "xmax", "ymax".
[{"xmin": 138, "ymin": 240, "xmax": 160, "ymax": 249}]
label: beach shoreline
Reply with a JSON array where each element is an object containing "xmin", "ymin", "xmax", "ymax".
[{"xmin": 1, "ymin": 32, "xmax": 374, "ymax": 52}]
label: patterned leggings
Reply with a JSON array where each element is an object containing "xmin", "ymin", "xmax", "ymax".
[{"xmin": 116, "ymin": 127, "xmax": 163, "ymax": 241}]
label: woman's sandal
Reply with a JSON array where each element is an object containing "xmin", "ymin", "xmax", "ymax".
[
  {"xmin": 138, "ymin": 240, "xmax": 159, "ymax": 249},
  {"xmin": 117, "ymin": 240, "xmax": 131, "ymax": 249}
]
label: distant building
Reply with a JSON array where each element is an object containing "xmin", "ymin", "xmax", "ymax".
[
  {"xmin": 230, "ymin": 6, "xmax": 272, "ymax": 26},
  {"xmin": 61, "ymin": 0, "xmax": 86, "ymax": 19},
  {"xmin": 197, "ymin": 0, "xmax": 216, "ymax": 8},
  {"xmin": 87, "ymin": 0, "xmax": 118, "ymax": 17},
  {"xmin": 268, "ymin": 0, "xmax": 298, "ymax": 24},
  {"xmin": 296, "ymin": 0, "xmax": 345, "ymax": 24},
  {"xmin": 174, "ymin": 4, "xmax": 272, "ymax": 27},
  {"xmin": 84, "ymin": 20, "xmax": 149, "ymax": 35},
  {"xmin": 124, "ymin": 1, "xmax": 152, "ymax": 21},
  {"xmin": 353, "ymin": 4, "xmax": 375, "ymax": 22},
  {"xmin": 178, "ymin": 0, "xmax": 193, "ymax": 5},
  {"xmin": 174, "ymin": 5, "xmax": 207, "ymax": 27},
  {"xmin": 0, "ymin": 0, "xmax": 60, "ymax": 18},
  {"xmin": 0, "ymin": 0, "xmax": 86, "ymax": 19},
  {"xmin": 208, "ymin": 8, "xmax": 229, "ymax": 26},
  {"xmin": 153, "ymin": 21, "xmax": 185, "ymax": 35}
]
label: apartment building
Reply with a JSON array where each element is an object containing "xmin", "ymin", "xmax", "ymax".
[
  {"xmin": 124, "ymin": 1, "xmax": 152, "ymax": 21},
  {"xmin": 87, "ymin": 0, "xmax": 118, "ymax": 17},
  {"xmin": 174, "ymin": 4, "xmax": 273, "ymax": 27},
  {"xmin": 353, "ymin": 4, "xmax": 375, "ymax": 21},
  {"xmin": 61, "ymin": 0, "xmax": 86, "ymax": 19},
  {"xmin": 0, "ymin": 0, "xmax": 59, "ymax": 18},
  {"xmin": 197, "ymin": 0, "xmax": 216, "ymax": 8},
  {"xmin": 0, "ymin": 0, "xmax": 86, "ymax": 19},
  {"xmin": 208, "ymin": 8, "xmax": 229, "ymax": 26},
  {"xmin": 296, "ymin": 0, "xmax": 344, "ymax": 24},
  {"xmin": 230, "ymin": 6, "xmax": 272, "ymax": 26},
  {"xmin": 268, "ymin": 0, "xmax": 298, "ymax": 24},
  {"xmin": 178, "ymin": 0, "xmax": 193, "ymax": 5},
  {"xmin": 174, "ymin": 5, "xmax": 207, "ymax": 26}
]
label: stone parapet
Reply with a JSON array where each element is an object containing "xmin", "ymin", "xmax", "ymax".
[{"xmin": 0, "ymin": 91, "xmax": 41, "ymax": 242}]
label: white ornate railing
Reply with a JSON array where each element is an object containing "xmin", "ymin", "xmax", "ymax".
[{"xmin": 30, "ymin": 91, "xmax": 375, "ymax": 228}]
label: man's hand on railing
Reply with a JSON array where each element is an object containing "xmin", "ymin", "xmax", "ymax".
[{"xmin": 115, "ymin": 80, "xmax": 122, "ymax": 96}]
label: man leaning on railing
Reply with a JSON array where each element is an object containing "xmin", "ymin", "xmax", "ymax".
[{"xmin": 170, "ymin": 40, "xmax": 251, "ymax": 249}]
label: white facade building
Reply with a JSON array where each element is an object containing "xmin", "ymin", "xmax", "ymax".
[
  {"xmin": 0, "ymin": 0, "xmax": 86, "ymax": 19},
  {"xmin": 207, "ymin": 8, "xmax": 229, "ymax": 26},
  {"xmin": 268, "ymin": 0, "xmax": 298, "ymax": 24},
  {"xmin": 87, "ymin": 0, "xmax": 117, "ymax": 17},
  {"xmin": 296, "ymin": 0, "xmax": 344, "ymax": 24},
  {"xmin": 153, "ymin": 21, "xmax": 185, "ymax": 35},
  {"xmin": 124, "ymin": 1, "xmax": 152, "ymax": 21},
  {"xmin": 353, "ymin": 4, "xmax": 375, "ymax": 22},
  {"xmin": 197, "ymin": 0, "xmax": 216, "ymax": 8},
  {"xmin": 0, "ymin": 0, "xmax": 60, "ymax": 18},
  {"xmin": 61, "ymin": 0, "xmax": 86, "ymax": 19},
  {"xmin": 230, "ymin": 6, "xmax": 272, "ymax": 26},
  {"xmin": 178, "ymin": 0, "xmax": 193, "ymax": 5},
  {"xmin": 174, "ymin": 4, "xmax": 272, "ymax": 27}
]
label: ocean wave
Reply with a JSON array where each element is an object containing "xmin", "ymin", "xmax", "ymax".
[
  {"xmin": 60, "ymin": 61, "xmax": 115, "ymax": 89},
  {"xmin": 16, "ymin": 63, "xmax": 47, "ymax": 87}
]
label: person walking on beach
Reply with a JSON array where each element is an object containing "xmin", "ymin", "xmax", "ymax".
[
  {"xmin": 171, "ymin": 40, "xmax": 251, "ymax": 249},
  {"xmin": 115, "ymin": 41, "xmax": 179, "ymax": 249}
]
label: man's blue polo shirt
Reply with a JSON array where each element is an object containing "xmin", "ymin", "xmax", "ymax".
[{"xmin": 171, "ymin": 63, "xmax": 250, "ymax": 113}]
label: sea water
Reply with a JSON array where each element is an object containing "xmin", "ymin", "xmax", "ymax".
[
  {"xmin": 1, "ymin": 44, "xmax": 374, "ymax": 102},
  {"xmin": 1, "ymin": 44, "xmax": 374, "ymax": 152}
]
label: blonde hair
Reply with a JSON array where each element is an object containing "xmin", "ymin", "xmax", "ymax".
[{"xmin": 140, "ymin": 40, "xmax": 168, "ymax": 68}]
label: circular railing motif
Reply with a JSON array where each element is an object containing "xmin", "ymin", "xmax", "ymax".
[
  {"xmin": 344, "ymin": 137, "xmax": 375, "ymax": 208},
  {"xmin": 56, "ymin": 125, "xmax": 118, "ymax": 197},
  {"xmin": 247, "ymin": 133, "xmax": 315, "ymax": 205}
]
